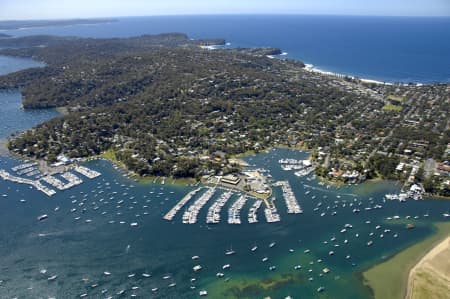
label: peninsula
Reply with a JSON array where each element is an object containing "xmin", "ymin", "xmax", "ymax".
[
  {"xmin": 0, "ymin": 18, "xmax": 117, "ymax": 30},
  {"xmin": 0, "ymin": 33, "xmax": 448, "ymax": 197}
]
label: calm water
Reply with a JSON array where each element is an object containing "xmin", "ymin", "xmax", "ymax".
[
  {"xmin": 3, "ymin": 15, "xmax": 450, "ymax": 83},
  {"xmin": 0, "ymin": 37, "xmax": 449, "ymax": 299}
]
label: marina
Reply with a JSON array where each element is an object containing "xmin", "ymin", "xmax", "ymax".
[
  {"xmin": 0, "ymin": 169, "xmax": 56, "ymax": 196},
  {"xmin": 248, "ymin": 199, "xmax": 263, "ymax": 224},
  {"xmin": 206, "ymin": 190, "xmax": 233, "ymax": 224},
  {"xmin": 273, "ymin": 180, "xmax": 303, "ymax": 214},
  {"xmin": 163, "ymin": 187, "xmax": 202, "ymax": 221},
  {"xmin": 182, "ymin": 187, "xmax": 216, "ymax": 224},
  {"xmin": 227, "ymin": 195, "xmax": 249, "ymax": 224}
]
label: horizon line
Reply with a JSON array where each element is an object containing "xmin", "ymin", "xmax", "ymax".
[{"xmin": 1, "ymin": 12, "xmax": 450, "ymax": 22}]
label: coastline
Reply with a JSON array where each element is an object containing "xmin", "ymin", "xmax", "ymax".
[
  {"xmin": 406, "ymin": 236, "xmax": 450, "ymax": 299},
  {"xmin": 363, "ymin": 222, "xmax": 450, "ymax": 299},
  {"xmin": 304, "ymin": 63, "xmax": 394, "ymax": 86}
]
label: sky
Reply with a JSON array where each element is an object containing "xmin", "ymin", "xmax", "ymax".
[{"xmin": 1, "ymin": 0, "xmax": 449, "ymax": 20}]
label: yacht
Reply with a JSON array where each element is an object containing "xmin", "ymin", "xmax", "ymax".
[
  {"xmin": 225, "ymin": 248, "xmax": 235, "ymax": 255},
  {"xmin": 37, "ymin": 214, "xmax": 48, "ymax": 221}
]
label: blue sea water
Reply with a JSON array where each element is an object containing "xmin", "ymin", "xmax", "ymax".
[{"xmin": 3, "ymin": 15, "xmax": 450, "ymax": 83}]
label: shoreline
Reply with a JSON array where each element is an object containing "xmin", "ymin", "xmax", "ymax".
[
  {"xmin": 405, "ymin": 236, "xmax": 450, "ymax": 299},
  {"xmin": 304, "ymin": 63, "xmax": 394, "ymax": 86},
  {"xmin": 363, "ymin": 222, "xmax": 450, "ymax": 299}
]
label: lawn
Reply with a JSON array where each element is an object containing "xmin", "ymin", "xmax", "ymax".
[{"xmin": 382, "ymin": 103, "xmax": 403, "ymax": 112}]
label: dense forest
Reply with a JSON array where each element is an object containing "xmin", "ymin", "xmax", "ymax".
[{"xmin": 0, "ymin": 34, "xmax": 448, "ymax": 195}]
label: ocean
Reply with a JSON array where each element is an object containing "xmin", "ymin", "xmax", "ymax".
[
  {"xmin": 2, "ymin": 15, "xmax": 450, "ymax": 83},
  {"xmin": 0, "ymin": 16, "xmax": 449, "ymax": 298}
]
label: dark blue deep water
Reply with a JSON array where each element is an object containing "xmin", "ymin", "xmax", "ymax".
[{"xmin": 3, "ymin": 15, "xmax": 450, "ymax": 83}]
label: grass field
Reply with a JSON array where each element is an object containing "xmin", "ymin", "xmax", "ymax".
[
  {"xmin": 388, "ymin": 95, "xmax": 406, "ymax": 103},
  {"xmin": 363, "ymin": 222, "xmax": 450, "ymax": 299},
  {"xmin": 382, "ymin": 103, "xmax": 403, "ymax": 112}
]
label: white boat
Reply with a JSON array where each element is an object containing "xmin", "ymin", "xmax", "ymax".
[
  {"xmin": 193, "ymin": 265, "xmax": 202, "ymax": 272},
  {"xmin": 37, "ymin": 214, "xmax": 48, "ymax": 221},
  {"xmin": 199, "ymin": 290, "xmax": 208, "ymax": 296},
  {"xmin": 225, "ymin": 248, "xmax": 235, "ymax": 255}
]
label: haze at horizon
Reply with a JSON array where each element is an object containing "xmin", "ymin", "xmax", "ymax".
[{"xmin": 1, "ymin": 0, "xmax": 449, "ymax": 20}]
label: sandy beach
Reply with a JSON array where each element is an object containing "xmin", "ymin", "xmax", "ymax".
[{"xmin": 406, "ymin": 236, "xmax": 450, "ymax": 299}]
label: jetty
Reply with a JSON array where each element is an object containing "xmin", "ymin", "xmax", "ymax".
[
  {"xmin": 41, "ymin": 172, "xmax": 83, "ymax": 190},
  {"xmin": 264, "ymin": 200, "xmax": 281, "ymax": 223},
  {"xmin": 163, "ymin": 187, "xmax": 202, "ymax": 221},
  {"xmin": 182, "ymin": 187, "xmax": 216, "ymax": 224},
  {"xmin": 0, "ymin": 169, "xmax": 56, "ymax": 196},
  {"xmin": 74, "ymin": 166, "xmax": 101, "ymax": 179},
  {"xmin": 248, "ymin": 199, "xmax": 262, "ymax": 223},
  {"xmin": 228, "ymin": 195, "xmax": 248, "ymax": 224},
  {"xmin": 273, "ymin": 181, "xmax": 302, "ymax": 214},
  {"xmin": 206, "ymin": 191, "xmax": 233, "ymax": 224}
]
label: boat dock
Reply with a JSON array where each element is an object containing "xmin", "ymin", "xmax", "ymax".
[
  {"xmin": 206, "ymin": 191, "xmax": 233, "ymax": 224},
  {"xmin": 163, "ymin": 187, "xmax": 202, "ymax": 221},
  {"xmin": 74, "ymin": 166, "xmax": 101, "ymax": 179},
  {"xmin": 273, "ymin": 181, "xmax": 302, "ymax": 214},
  {"xmin": 264, "ymin": 199, "xmax": 281, "ymax": 223},
  {"xmin": 248, "ymin": 199, "xmax": 262, "ymax": 223},
  {"xmin": 0, "ymin": 169, "xmax": 56, "ymax": 196},
  {"xmin": 228, "ymin": 195, "xmax": 248, "ymax": 224},
  {"xmin": 41, "ymin": 172, "xmax": 83, "ymax": 190},
  {"xmin": 182, "ymin": 187, "xmax": 216, "ymax": 224}
]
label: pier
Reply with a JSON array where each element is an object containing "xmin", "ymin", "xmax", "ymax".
[
  {"xmin": 163, "ymin": 187, "xmax": 202, "ymax": 221},
  {"xmin": 206, "ymin": 191, "xmax": 233, "ymax": 224},
  {"xmin": 273, "ymin": 181, "xmax": 302, "ymax": 214},
  {"xmin": 182, "ymin": 188, "xmax": 216, "ymax": 224},
  {"xmin": 248, "ymin": 199, "xmax": 263, "ymax": 224},
  {"xmin": 74, "ymin": 166, "xmax": 101, "ymax": 179},
  {"xmin": 264, "ymin": 198, "xmax": 281, "ymax": 223},
  {"xmin": 0, "ymin": 169, "xmax": 56, "ymax": 196},
  {"xmin": 41, "ymin": 172, "xmax": 83, "ymax": 190},
  {"xmin": 228, "ymin": 195, "xmax": 249, "ymax": 224}
]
